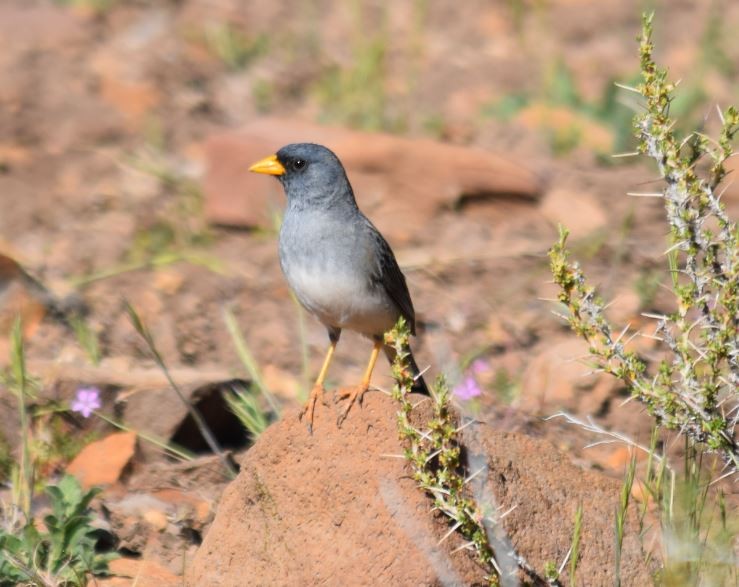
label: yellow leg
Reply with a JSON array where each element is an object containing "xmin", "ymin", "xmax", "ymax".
[
  {"xmin": 299, "ymin": 340, "xmax": 337, "ymax": 433},
  {"xmin": 337, "ymin": 340, "xmax": 382, "ymax": 426}
]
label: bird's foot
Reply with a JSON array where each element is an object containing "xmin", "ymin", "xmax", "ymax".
[
  {"xmin": 335, "ymin": 383, "xmax": 369, "ymax": 428},
  {"xmin": 299, "ymin": 383, "xmax": 326, "ymax": 434}
]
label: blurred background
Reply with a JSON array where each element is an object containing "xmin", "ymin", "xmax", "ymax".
[{"xmin": 0, "ymin": 0, "xmax": 738, "ymax": 578}]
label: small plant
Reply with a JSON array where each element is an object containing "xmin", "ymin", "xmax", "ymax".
[
  {"xmin": 387, "ymin": 319, "xmax": 553, "ymax": 586},
  {"xmin": 548, "ymin": 11, "xmax": 739, "ymax": 585},
  {"xmin": 568, "ymin": 504, "xmax": 583, "ymax": 587},
  {"xmin": 549, "ymin": 13, "xmax": 738, "ymax": 471},
  {"xmin": 224, "ymin": 383, "xmax": 270, "ymax": 440},
  {"xmin": 0, "ymin": 475, "xmax": 116, "ymax": 586}
]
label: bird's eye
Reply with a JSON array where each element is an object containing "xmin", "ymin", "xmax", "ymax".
[{"xmin": 292, "ymin": 159, "xmax": 306, "ymax": 171}]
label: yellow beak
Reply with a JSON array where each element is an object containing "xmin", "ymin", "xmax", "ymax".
[{"xmin": 248, "ymin": 154, "xmax": 286, "ymax": 176}]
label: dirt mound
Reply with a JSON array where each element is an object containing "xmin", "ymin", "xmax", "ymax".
[{"xmin": 187, "ymin": 392, "xmax": 651, "ymax": 586}]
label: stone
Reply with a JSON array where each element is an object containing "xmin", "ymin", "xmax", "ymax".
[
  {"xmin": 67, "ymin": 431, "xmax": 137, "ymax": 489},
  {"xmin": 187, "ymin": 392, "xmax": 651, "ymax": 585},
  {"xmin": 202, "ymin": 118, "xmax": 542, "ymax": 241}
]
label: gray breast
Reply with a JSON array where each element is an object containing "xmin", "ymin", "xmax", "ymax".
[{"xmin": 278, "ymin": 209, "xmax": 398, "ymax": 336}]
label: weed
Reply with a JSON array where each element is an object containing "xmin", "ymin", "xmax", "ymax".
[
  {"xmin": 387, "ymin": 318, "xmax": 556, "ymax": 586},
  {"xmin": 614, "ymin": 456, "xmax": 636, "ymax": 587},
  {"xmin": 224, "ymin": 383, "xmax": 270, "ymax": 440},
  {"xmin": 548, "ymin": 13, "xmax": 739, "ymax": 466},
  {"xmin": 0, "ymin": 434, "xmax": 11, "ymax": 486},
  {"xmin": 548, "ymin": 12, "xmax": 739, "ymax": 584},
  {"xmin": 222, "ymin": 307, "xmax": 281, "ymax": 416},
  {"xmin": 568, "ymin": 504, "xmax": 583, "ymax": 587},
  {"xmin": 126, "ymin": 303, "xmax": 236, "ymax": 477},
  {"xmin": 0, "ymin": 475, "xmax": 116, "ymax": 586}
]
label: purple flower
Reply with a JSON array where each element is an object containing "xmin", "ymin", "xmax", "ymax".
[
  {"xmin": 453, "ymin": 376, "xmax": 482, "ymax": 401},
  {"xmin": 71, "ymin": 387, "xmax": 101, "ymax": 418}
]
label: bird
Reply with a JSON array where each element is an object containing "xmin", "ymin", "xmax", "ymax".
[{"xmin": 249, "ymin": 143, "xmax": 429, "ymax": 432}]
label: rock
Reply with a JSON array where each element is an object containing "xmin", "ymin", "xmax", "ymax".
[
  {"xmin": 67, "ymin": 431, "xmax": 137, "ymax": 489},
  {"xmin": 100, "ymin": 557, "xmax": 179, "ymax": 587},
  {"xmin": 202, "ymin": 118, "xmax": 542, "ymax": 241},
  {"xmin": 187, "ymin": 392, "xmax": 651, "ymax": 586},
  {"xmin": 0, "ymin": 252, "xmax": 47, "ymax": 362},
  {"xmin": 540, "ymin": 187, "xmax": 608, "ymax": 239}
]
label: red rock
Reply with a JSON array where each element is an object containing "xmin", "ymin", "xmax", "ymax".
[
  {"xmin": 203, "ymin": 118, "xmax": 542, "ymax": 240},
  {"xmin": 67, "ymin": 431, "xmax": 137, "ymax": 489},
  {"xmin": 0, "ymin": 252, "xmax": 50, "ymax": 364},
  {"xmin": 187, "ymin": 393, "xmax": 651, "ymax": 586}
]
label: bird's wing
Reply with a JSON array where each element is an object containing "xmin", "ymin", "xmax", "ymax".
[{"xmin": 365, "ymin": 219, "xmax": 417, "ymax": 335}]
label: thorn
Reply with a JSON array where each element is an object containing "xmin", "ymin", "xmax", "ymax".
[
  {"xmin": 437, "ymin": 521, "xmax": 463, "ymax": 546},
  {"xmin": 498, "ymin": 504, "xmax": 518, "ymax": 519},
  {"xmin": 463, "ymin": 466, "xmax": 487, "ymax": 485},
  {"xmin": 558, "ymin": 546, "xmax": 573, "ymax": 575},
  {"xmin": 455, "ymin": 419, "xmax": 477, "ymax": 433},
  {"xmin": 614, "ymin": 82, "xmax": 641, "ymax": 93},
  {"xmin": 425, "ymin": 449, "xmax": 442, "ymax": 464},
  {"xmin": 626, "ymin": 192, "xmax": 663, "ymax": 197},
  {"xmin": 612, "ymin": 151, "xmax": 640, "ymax": 158},
  {"xmin": 450, "ymin": 541, "xmax": 476, "ymax": 554},
  {"xmin": 716, "ymin": 103, "xmax": 725, "ymax": 125}
]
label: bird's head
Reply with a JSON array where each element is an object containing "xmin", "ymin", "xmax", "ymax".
[{"xmin": 249, "ymin": 143, "xmax": 354, "ymax": 208}]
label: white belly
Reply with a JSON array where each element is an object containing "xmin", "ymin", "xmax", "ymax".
[{"xmin": 286, "ymin": 264, "xmax": 397, "ymax": 336}]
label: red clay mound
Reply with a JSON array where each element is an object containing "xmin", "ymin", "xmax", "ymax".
[{"xmin": 187, "ymin": 393, "xmax": 652, "ymax": 586}]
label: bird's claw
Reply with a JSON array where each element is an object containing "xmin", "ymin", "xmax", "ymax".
[
  {"xmin": 299, "ymin": 384, "xmax": 325, "ymax": 435},
  {"xmin": 335, "ymin": 384, "xmax": 369, "ymax": 428}
]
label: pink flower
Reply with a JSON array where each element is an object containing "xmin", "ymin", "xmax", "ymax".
[
  {"xmin": 71, "ymin": 387, "xmax": 101, "ymax": 418},
  {"xmin": 453, "ymin": 376, "xmax": 482, "ymax": 401}
]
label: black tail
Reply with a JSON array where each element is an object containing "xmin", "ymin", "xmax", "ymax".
[{"xmin": 383, "ymin": 344, "xmax": 430, "ymax": 395}]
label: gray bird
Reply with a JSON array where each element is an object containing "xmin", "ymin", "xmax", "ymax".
[{"xmin": 249, "ymin": 143, "xmax": 429, "ymax": 431}]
